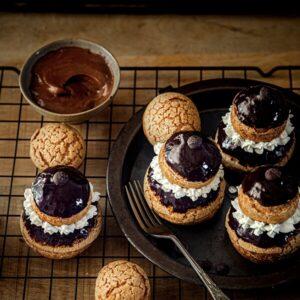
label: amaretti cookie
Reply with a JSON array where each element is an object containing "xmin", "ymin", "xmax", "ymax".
[
  {"xmin": 144, "ymin": 131, "xmax": 226, "ymax": 225},
  {"xmin": 95, "ymin": 260, "xmax": 150, "ymax": 300},
  {"xmin": 143, "ymin": 92, "xmax": 201, "ymax": 145},
  {"xmin": 215, "ymin": 85, "xmax": 295, "ymax": 172},
  {"xmin": 30, "ymin": 123, "xmax": 85, "ymax": 170},
  {"xmin": 225, "ymin": 166, "xmax": 300, "ymax": 263},
  {"xmin": 20, "ymin": 166, "xmax": 101, "ymax": 259}
]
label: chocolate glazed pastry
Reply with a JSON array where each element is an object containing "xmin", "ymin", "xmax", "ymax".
[
  {"xmin": 32, "ymin": 166, "xmax": 90, "ymax": 218},
  {"xmin": 242, "ymin": 166, "xmax": 298, "ymax": 206},
  {"xmin": 228, "ymin": 207, "xmax": 300, "ymax": 248},
  {"xmin": 30, "ymin": 47, "xmax": 113, "ymax": 114},
  {"xmin": 165, "ymin": 131, "xmax": 221, "ymax": 182},
  {"xmin": 233, "ymin": 85, "xmax": 289, "ymax": 129},
  {"xmin": 147, "ymin": 167, "xmax": 220, "ymax": 213},
  {"xmin": 217, "ymin": 123, "xmax": 295, "ymax": 167}
]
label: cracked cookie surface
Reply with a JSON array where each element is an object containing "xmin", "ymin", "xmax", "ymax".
[
  {"xmin": 95, "ymin": 260, "xmax": 150, "ymax": 300},
  {"xmin": 143, "ymin": 92, "xmax": 201, "ymax": 145},
  {"xmin": 30, "ymin": 123, "xmax": 85, "ymax": 170}
]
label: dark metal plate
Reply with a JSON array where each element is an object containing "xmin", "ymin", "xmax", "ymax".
[{"xmin": 107, "ymin": 78, "xmax": 300, "ymax": 289}]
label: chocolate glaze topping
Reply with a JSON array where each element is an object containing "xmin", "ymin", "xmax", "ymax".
[
  {"xmin": 148, "ymin": 167, "xmax": 219, "ymax": 213},
  {"xmin": 242, "ymin": 166, "xmax": 298, "ymax": 206},
  {"xmin": 228, "ymin": 208, "xmax": 299, "ymax": 248},
  {"xmin": 32, "ymin": 166, "xmax": 90, "ymax": 218},
  {"xmin": 30, "ymin": 47, "xmax": 113, "ymax": 114},
  {"xmin": 233, "ymin": 85, "xmax": 289, "ymax": 129},
  {"xmin": 165, "ymin": 131, "xmax": 221, "ymax": 182},
  {"xmin": 23, "ymin": 204, "xmax": 98, "ymax": 247},
  {"xmin": 217, "ymin": 123, "xmax": 295, "ymax": 167}
]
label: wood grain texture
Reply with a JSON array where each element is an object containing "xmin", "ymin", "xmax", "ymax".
[{"xmin": 0, "ymin": 13, "xmax": 300, "ymax": 68}]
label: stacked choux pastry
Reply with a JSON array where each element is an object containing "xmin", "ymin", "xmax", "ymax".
[
  {"xmin": 143, "ymin": 92, "xmax": 225, "ymax": 225},
  {"xmin": 215, "ymin": 85, "xmax": 295, "ymax": 172},
  {"xmin": 225, "ymin": 166, "xmax": 300, "ymax": 263},
  {"xmin": 20, "ymin": 165, "xmax": 102, "ymax": 259},
  {"xmin": 21, "ymin": 123, "xmax": 102, "ymax": 259}
]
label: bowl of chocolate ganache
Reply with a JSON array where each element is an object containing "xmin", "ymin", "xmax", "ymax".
[{"xmin": 19, "ymin": 39, "xmax": 120, "ymax": 122}]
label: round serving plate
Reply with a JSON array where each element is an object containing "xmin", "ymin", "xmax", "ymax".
[{"xmin": 107, "ymin": 78, "xmax": 300, "ymax": 289}]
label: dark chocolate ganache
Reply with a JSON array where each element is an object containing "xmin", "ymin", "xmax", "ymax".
[
  {"xmin": 148, "ymin": 167, "xmax": 220, "ymax": 213},
  {"xmin": 32, "ymin": 166, "xmax": 90, "ymax": 218},
  {"xmin": 233, "ymin": 85, "xmax": 289, "ymax": 129},
  {"xmin": 217, "ymin": 122, "xmax": 295, "ymax": 167},
  {"xmin": 23, "ymin": 204, "xmax": 98, "ymax": 246},
  {"xmin": 165, "ymin": 131, "xmax": 222, "ymax": 182},
  {"xmin": 242, "ymin": 166, "xmax": 298, "ymax": 206},
  {"xmin": 30, "ymin": 47, "xmax": 113, "ymax": 114},
  {"xmin": 228, "ymin": 207, "xmax": 299, "ymax": 248}
]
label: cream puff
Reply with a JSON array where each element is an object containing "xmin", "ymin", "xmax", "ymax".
[
  {"xmin": 95, "ymin": 260, "xmax": 150, "ymax": 300},
  {"xmin": 225, "ymin": 166, "xmax": 300, "ymax": 263},
  {"xmin": 143, "ymin": 92, "xmax": 201, "ymax": 145},
  {"xmin": 144, "ymin": 131, "xmax": 226, "ymax": 225},
  {"xmin": 20, "ymin": 166, "xmax": 102, "ymax": 259},
  {"xmin": 216, "ymin": 85, "xmax": 295, "ymax": 172}
]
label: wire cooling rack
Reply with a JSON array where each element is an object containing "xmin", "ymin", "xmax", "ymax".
[{"xmin": 0, "ymin": 66, "xmax": 299, "ymax": 300}]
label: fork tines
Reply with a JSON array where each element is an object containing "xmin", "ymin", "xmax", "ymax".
[{"xmin": 125, "ymin": 180, "xmax": 161, "ymax": 232}]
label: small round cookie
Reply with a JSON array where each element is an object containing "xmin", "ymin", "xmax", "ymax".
[
  {"xmin": 159, "ymin": 131, "xmax": 222, "ymax": 189},
  {"xmin": 144, "ymin": 172, "xmax": 225, "ymax": 225},
  {"xmin": 231, "ymin": 85, "xmax": 289, "ymax": 142},
  {"xmin": 225, "ymin": 211, "xmax": 300, "ymax": 264},
  {"xmin": 142, "ymin": 92, "xmax": 201, "ymax": 145},
  {"xmin": 238, "ymin": 166, "xmax": 299, "ymax": 224},
  {"xmin": 20, "ymin": 204, "xmax": 102, "ymax": 259},
  {"xmin": 31, "ymin": 166, "xmax": 92, "ymax": 226},
  {"xmin": 215, "ymin": 129, "xmax": 296, "ymax": 173},
  {"xmin": 95, "ymin": 260, "xmax": 150, "ymax": 300},
  {"xmin": 30, "ymin": 123, "xmax": 85, "ymax": 170}
]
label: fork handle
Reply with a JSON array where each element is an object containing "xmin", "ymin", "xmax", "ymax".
[{"xmin": 169, "ymin": 235, "xmax": 230, "ymax": 300}]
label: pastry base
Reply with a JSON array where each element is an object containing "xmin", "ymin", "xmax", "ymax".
[
  {"xmin": 225, "ymin": 211, "xmax": 300, "ymax": 264},
  {"xmin": 215, "ymin": 130, "xmax": 295, "ymax": 173},
  {"xmin": 20, "ymin": 205, "xmax": 102, "ymax": 259},
  {"xmin": 144, "ymin": 170, "xmax": 225, "ymax": 225}
]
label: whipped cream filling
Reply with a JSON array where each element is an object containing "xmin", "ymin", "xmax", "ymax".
[
  {"xmin": 23, "ymin": 183, "xmax": 100, "ymax": 235},
  {"xmin": 231, "ymin": 197, "xmax": 300, "ymax": 238},
  {"xmin": 221, "ymin": 107, "xmax": 294, "ymax": 154},
  {"xmin": 150, "ymin": 143, "xmax": 224, "ymax": 201}
]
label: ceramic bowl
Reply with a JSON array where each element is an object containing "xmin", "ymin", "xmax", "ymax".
[{"xmin": 19, "ymin": 39, "xmax": 120, "ymax": 123}]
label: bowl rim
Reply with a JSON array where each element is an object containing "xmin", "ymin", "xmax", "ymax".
[{"xmin": 19, "ymin": 38, "xmax": 120, "ymax": 117}]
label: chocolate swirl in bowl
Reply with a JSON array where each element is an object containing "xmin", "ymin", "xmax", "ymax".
[{"xmin": 30, "ymin": 46, "xmax": 113, "ymax": 114}]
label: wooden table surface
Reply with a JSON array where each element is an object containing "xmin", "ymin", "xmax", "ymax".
[{"xmin": 0, "ymin": 12, "xmax": 299, "ymax": 300}]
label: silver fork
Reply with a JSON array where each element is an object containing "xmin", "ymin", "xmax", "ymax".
[{"xmin": 125, "ymin": 180, "xmax": 230, "ymax": 300}]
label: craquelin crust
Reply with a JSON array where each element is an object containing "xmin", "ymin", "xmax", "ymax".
[
  {"xmin": 231, "ymin": 104, "xmax": 287, "ymax": 143},
  {"xmin": 238, "ymin": 187, "xmax": 299, "ymax": 224},
  {"xmin": 215, "ymin": 129, "xmax": 296, "ymax": 172},
  {"xmin": 30, "ymin": 123, "xmax": 85, "ymax": 170},
  {"xmin": 225, "ymin": 211, "xmax": 300, "ymax": 264},
  {"xmin": 30, "ymin": 193, "xmax": 92, "ymax": 226},
  {"xmin": 142, "ymin": 92, "xmax": 201, "ymax": 145},
  {"xmin": 20, "ymin": 204, "xmax": 102, "ymax": 260},
  {"xmin": 144, "ymin": 169, "xmax": 226, "ymax": 225},
  {"xmin": 158, "ymin": 145, "xmax": 215, "ymax": 189},
  {"xmin": 95, "ymin": 260, "xmax": 150, "ymax": 300}
]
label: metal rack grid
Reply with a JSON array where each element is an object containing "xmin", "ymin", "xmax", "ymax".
[{"xmin": 0, "ymin": 65, "xmax": 299, "ymax": 300}]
